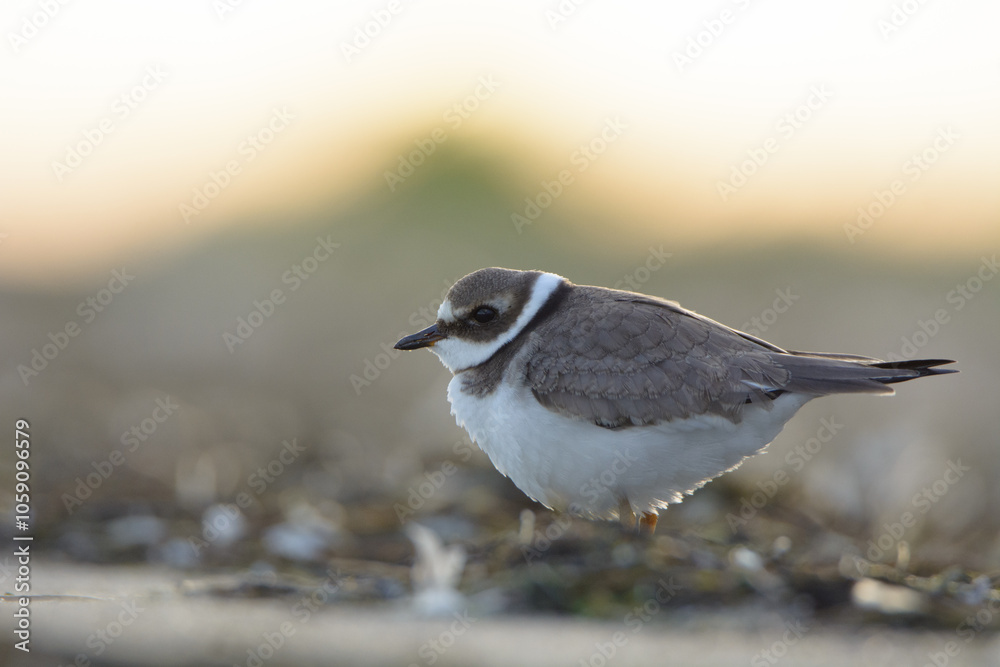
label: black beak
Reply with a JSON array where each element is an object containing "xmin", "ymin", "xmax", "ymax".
[{"xmin": 394, "ymin": 324, "xmax": 447, "ymax": 350}]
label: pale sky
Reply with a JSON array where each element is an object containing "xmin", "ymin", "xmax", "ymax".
[{"xmin": 2, "ymin": 0, "xmax": 998, "ymax": 286}]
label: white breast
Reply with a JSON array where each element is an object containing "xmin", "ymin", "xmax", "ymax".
[{"xmin": 447, "ymin": 376, "xmax": 811, "ymax": 519}]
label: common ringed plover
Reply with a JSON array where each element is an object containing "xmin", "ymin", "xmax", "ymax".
[{"xmin": 395, "ymin": 268, "xmax": 956, "ymax": 533}]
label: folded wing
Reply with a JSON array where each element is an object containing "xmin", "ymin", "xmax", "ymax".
[{"xmin": 524, "ymin": 289, "xmax": 955, "ymax": 427}]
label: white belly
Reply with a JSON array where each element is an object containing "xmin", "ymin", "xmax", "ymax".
[{"xmin": 447, "ymin": 375, "xmax": 811, "ymax": 519}]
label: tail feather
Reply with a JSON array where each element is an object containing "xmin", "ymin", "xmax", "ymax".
[
  {"xmin": 770, "ymin": 352, "xmax": 957, "ymax": 396},
  {"xmin": 867, "ymin": 358, "xmax": 959, "ymax": 384}
]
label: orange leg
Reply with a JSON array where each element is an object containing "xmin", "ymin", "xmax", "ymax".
[{"xmin": 639, "ymin": 512, "xmax": 658, "ymax": 535}]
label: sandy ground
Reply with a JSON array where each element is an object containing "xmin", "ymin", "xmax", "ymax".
[{"xmin": 1, "ymin": 560, "xmax": 997, "ymax": 667}]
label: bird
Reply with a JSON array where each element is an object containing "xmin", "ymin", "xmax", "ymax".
[{"xmin": 394, "ymin": 268, "xmax": 956, "ymax": 534}]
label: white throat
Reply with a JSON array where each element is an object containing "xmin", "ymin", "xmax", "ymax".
[{"xmin": 430, "ymin": 272, "xmax": 564, "ymax": 373}]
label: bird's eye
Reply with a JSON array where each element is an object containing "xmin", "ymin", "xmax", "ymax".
[{"xmin": 472, "ymin": 306, "xmax": 497, "ymax": 324}]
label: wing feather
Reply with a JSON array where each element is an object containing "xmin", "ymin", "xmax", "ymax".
[
  {"xmin": 521, "ymin": 285, "xmax": 955, "ymax": 428},
  {"xmin": 524, "ymin": 289, "xmax": 789, "ymax": 425}
]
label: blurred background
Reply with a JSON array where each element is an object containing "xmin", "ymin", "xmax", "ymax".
[{"xmin": 2, "ymin": 0, "xmax": 999, "ymax": 664}]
